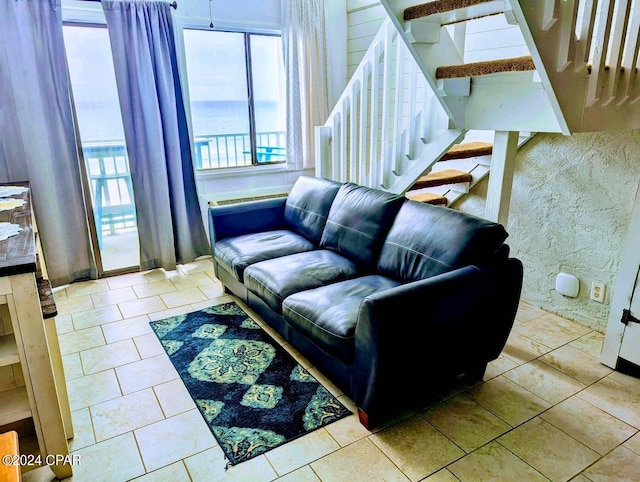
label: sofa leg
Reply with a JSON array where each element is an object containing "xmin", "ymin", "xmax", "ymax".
[
  {"xmin": 462, "ymin": 362, "xmax": 488, "ymax": 383},
  {"xmin": 357, "ymin": 408, "xmax": 370, "ymax": 429}
]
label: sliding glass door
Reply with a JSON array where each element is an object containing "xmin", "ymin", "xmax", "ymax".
[{"xmin": 63, "ymin": 24, "xmax": 140, "ymax": 273}]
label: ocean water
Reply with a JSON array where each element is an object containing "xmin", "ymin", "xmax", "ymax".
[
  {"xmin": 191, "ymin": 100, "xmax": 284, "ymax": 138},
  {"xmin": 76, "ymin": 100, "xmax": 284, "ymax": 143}
]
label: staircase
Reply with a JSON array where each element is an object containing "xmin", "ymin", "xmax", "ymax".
[
  {"xmin": 316, "ymin": 0, "xmax": 640, "ymax": 217},
  {"xmin": 405, "ymin": 141, "xmax": 490, "ymax": 206}
]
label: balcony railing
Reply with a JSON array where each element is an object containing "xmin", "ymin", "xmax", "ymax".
[
  {"xmin": 82, "ymin": 143, "xmax": 136, "ymax": 246},
  {"xmin": 193, "ymin": 130, "xmax": 286, "ymax": 169},
  {"xmin": 81, "ymin": 131, "xmax": 286, "ymax": 241}
]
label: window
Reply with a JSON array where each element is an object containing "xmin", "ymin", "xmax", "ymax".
[{"xmin": 183, "ymin": 29, "xmax": 286, "ymax": 169}]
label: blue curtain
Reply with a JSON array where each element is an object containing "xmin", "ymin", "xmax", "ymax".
[
  {"xmin": 103, "ymin": 0, "xmax": 210, "ymax": 271},
  {"xmin": 0, "ymin": 0, "xmax": 97, "ymax": 286}
]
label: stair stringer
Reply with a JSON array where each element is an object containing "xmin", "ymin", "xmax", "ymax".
[
  {"xmin": 462, "ymin": 71, "xmax": 564, "ymax": 132},
  {"xmin": 377, "ymin": 0, "xmax": 468, "ymax": 128},
  {"xmin": 507, "ymin": 0, "xmax": 579, "ymax": 134},
  {"xmin": 384, "ymin": 128, "xmax": 467, "ymax": 194}
]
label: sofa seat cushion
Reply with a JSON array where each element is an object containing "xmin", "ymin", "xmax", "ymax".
[
  {"xmin": 283, "ymin": 275, "xmax": 401, "ymax": 364},
  {"xmin": 244, "ymin": 250, "xmax": 359, "ymax": 315},
  {"xmin": 214, "ymin": 230, "xmax": 315, "ymax": 282}
]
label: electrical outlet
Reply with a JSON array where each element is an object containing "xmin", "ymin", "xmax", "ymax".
[{"xmin": 590, "ymin": 281, "xmax": 606, "ymax": 303}]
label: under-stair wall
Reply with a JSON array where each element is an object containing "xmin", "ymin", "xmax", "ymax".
[{"xmin": 481, "ymin": 129, "xmax": 640, "ymax": 334}]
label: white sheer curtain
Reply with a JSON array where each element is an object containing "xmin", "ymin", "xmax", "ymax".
[
  {"xmin": 103, "ymin": 0, "xmax": 210, "ymax": 271},
  {"xmin": 0, "ymin": 0, "xmax": 97, "ymax": 286},
  {"xmin": 281, "ymin": 0, "xmax": 330, "ymax": 171}
]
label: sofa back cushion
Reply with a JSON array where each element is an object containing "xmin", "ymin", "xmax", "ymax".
[
  {"xmin": 284, "ymin": 176, "xmax": 342, "ymax": 244},
  {"xmin": 320, "ymin": 183, "xmax": 404, "ymax": 269},
  {"xmin": 378, "ymin": 200, "xmax": 508, "ymax": 282}
]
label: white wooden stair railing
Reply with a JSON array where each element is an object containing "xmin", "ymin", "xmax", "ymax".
[
  {"xmin": 315, "ymin": 3, "xmax": 533, "ymax": 222},
  {"xmin": 315, "ymin": 18, "xmax": 467, "ymax": 195}
]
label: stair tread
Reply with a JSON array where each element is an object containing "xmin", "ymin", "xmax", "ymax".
[
  {"xmin": 436, "ymin": 56, "xmax": 535, "ymax": 79},
  {"xmin": 441, "ymin": 141, "xmax": 493, "ymax": 161},
  {"xmin": 413, "ymin": 168, "xmax": 473, "ymax": 189},
  {"xmin": 407, "ymin": 192, "xmax": 448, "ymax": 205},
  {"xmin": 405, "ymin": 0, "xmax": 501, "ymax": 22}
]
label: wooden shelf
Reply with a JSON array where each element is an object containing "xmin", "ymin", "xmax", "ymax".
[
  {"xmin": 0, "ymin": 386, "xmax": 31, "ymax": 426},
  {"xmin": 0, "ymin": 334, "xmax": 19, "ymax": 367}
]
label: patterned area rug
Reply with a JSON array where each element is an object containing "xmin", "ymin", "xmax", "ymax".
[{"xmin": 149, "ymin": 301, "xmax": 352, "ymax": 465}]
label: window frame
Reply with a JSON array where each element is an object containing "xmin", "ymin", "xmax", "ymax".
[{"xmin": 181, "ymin": 26, "xmax": 286, "ymax": 171}]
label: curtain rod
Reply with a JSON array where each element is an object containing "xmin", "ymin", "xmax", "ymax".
[{"xmin": 82, "ymin": 0, "xmax": 178, "ymax": 9}]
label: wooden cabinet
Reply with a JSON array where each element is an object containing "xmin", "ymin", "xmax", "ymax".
[{"xmin": 0, "ymin": 182, "xmax": 73, "ymax": 479}]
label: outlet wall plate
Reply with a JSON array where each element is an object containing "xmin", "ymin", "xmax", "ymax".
[{"xmin": 590, "ymin": 280, "xmax": 606, "ymax": 303}]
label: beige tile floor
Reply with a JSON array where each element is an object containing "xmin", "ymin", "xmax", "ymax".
[{"xmin": 29, "ymin": 257, "xmax": 640, "ymax": 481}]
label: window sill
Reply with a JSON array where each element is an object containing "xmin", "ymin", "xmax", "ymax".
[{"xmin": 195, "ymin": 163, "xmax": 294, "ymax": 179}]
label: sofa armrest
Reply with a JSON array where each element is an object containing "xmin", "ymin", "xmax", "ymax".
[
  {"xmin": 353, "ymin": 260, "xmax": 522, "ymax": 426},
  {"xmin": 208, "ymin": 197, "xmax": 287, "ymax": 244}
]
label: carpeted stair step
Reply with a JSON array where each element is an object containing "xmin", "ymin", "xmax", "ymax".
[
  {"xmin": 440, "ymin": 141, "xmax": 493, "ymax": 161},
  {"xmin": 412, "ymin": 168, "xmax": 473, "ymax": 190},
  {"xmin": 404, "ymin": 0, "xmax": 503, "ymax": 24},
  {"xmin": 37, "ymin": 278, "xmax": 57, "ymax": 319},
  {"xmin": 406, "ymin": 192, "xmax": 448, "ymax": 206},
  {"xmin": 436, "ymin": 56, "xmax": 536, "ymax": 79}
]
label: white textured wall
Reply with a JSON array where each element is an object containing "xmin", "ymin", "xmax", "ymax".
[{"xmin": 456, "ymin": 130, "xmax": 640, "ymax": 332}]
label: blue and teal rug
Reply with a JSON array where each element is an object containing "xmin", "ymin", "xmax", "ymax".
[{"xmin": 149, "ymin": 301, "xmax": 352, "ymax": 465}]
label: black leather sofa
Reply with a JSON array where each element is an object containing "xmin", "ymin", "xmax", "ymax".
[{"xmin": 208, "ymin": 175, "xmax": 523, "ymax": 428}]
